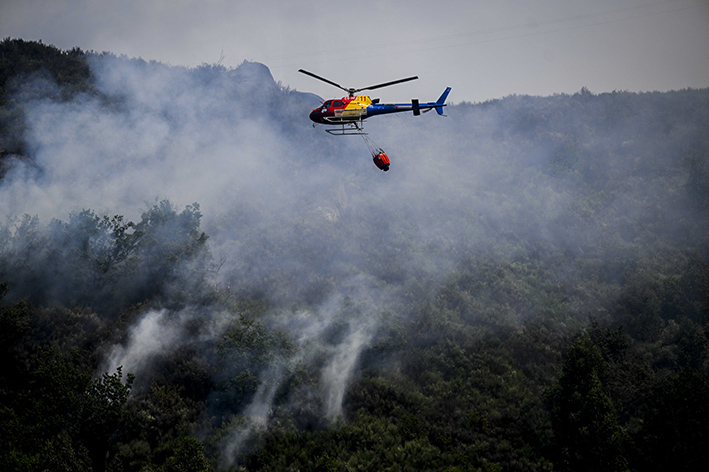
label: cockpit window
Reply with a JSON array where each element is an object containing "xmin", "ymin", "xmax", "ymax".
[
  {"xmin": 333, "ymin": 100, "xmax": 344, "ymax": 107},
  {"xmin": 322, "ymin": 100, "xmax": 333, "ymax": 108}
]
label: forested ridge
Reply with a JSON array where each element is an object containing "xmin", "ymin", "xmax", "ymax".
[{"xmin": 1, "ymin": 38, "xmax": 708, "ymax": 471}]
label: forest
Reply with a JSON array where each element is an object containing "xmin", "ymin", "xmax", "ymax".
[{"xmin": 1, "ymin": 37, "xmax": 708, "ymax": 471}]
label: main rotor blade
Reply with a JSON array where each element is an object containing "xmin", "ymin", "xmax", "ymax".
[
  {"xmin": 298, "ymin": 69, "xmax": 349, "ymax": 94},
  {"xmin": 355, "ymin": 76, "xmax": 419, "ymax": 93}
]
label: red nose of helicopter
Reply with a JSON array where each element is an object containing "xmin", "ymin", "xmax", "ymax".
[{"xmin": 309, "ymin": 107, "xmax": 329, "ymax": 124}]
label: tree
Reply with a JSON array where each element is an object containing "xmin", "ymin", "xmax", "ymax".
[
  {"xmin": 548, "ymin": 334, "xmax": 628, "ymax": 471},
  {"xmin": 0, "ymin": 281, "xmax": 29, "ymax": 348},
  {"xmin": 636, "ymin": 369, "xmax": 709, "ymax": 471},
  {"xmin": 131, "ymin": 201, "xmax": 211, "ymax": 304},
  {"xmin": 80, "ymin": 367, "xmax": 134, "ymax": 472},
  {"xmin": 159, "ymin": 437, "xmax": 213, "ymax": 472}
]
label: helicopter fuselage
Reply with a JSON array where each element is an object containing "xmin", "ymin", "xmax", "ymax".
[{"xmin": 309, "ymin": 87, "xmax": 451, "ymax": 125}]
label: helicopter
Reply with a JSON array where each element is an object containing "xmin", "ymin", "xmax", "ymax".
[{"xmin": 299, "ymin": 69, "xmax": 451, "ymax": 136}]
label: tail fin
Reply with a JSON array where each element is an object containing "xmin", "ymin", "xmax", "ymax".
[{"xmin": 435, "ymin": 87, "xmax": 451, "ymax": 115}]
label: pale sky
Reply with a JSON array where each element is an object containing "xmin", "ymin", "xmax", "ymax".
[{"xmin": 2, "ymin": 0, "xmax": 708, "ymax": 103}]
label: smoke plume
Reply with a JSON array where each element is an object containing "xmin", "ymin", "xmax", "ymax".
[{"xmin": 2, "ymin": 51, "xmax": 707, "ymax": 468}]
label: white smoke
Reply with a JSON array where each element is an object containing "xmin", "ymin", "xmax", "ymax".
[
  {"xmin": 103, "ymin": 309, "xmax": 174, "ymax": 375},
  {"xmin": 4, "ymin": 49, "xmax": 704, "ymax": 470},
  {"xmin": 218, "ymin": 282, "xmax": 383, "ymax": 466},
  {"xmin": 102, "ymin": 307, "xmax": 232, "ymax": 379},
  {"xmin": 219, "ymin": 363, "xmax": 285, "ymax": 468},
  {"xmin": 321, "ymin": 324, "xmax": 373, "ymax": 421}
]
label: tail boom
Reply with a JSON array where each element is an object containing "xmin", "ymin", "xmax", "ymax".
[{"xmin": 363, "ymin": 87, "xmax": 451, "ymax": 118}]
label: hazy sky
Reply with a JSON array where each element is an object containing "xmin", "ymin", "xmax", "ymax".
[{"xmin": 2, "ymin": 0, "xmax": 708, "ymax": 102}]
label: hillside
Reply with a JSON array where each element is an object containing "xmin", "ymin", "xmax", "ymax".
[{"xmin": 1, "ymin": 38, "xmax": 708, "ymax": 472}]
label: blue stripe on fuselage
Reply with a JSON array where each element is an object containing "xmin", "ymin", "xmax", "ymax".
[
  {"xmin": 365, "ymin": 101, "xmax": 438, "ymax": 118},
  {"xmin": 366, "ymin": 103, "xmax": 408, "ymax": 117}
]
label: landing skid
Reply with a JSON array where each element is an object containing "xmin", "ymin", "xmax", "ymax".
[{"xmin": 324, "ymin": 121, "xmax": 367, "ymax": 136}]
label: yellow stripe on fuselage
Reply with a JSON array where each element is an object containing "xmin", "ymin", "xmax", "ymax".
[
  {"xmin": 346, "ymin": 96, "xmax": 372, "ymax": 108},
  {"xmin": 337, "ymin": 96, "xmax": 372, "ymax": 118}
]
